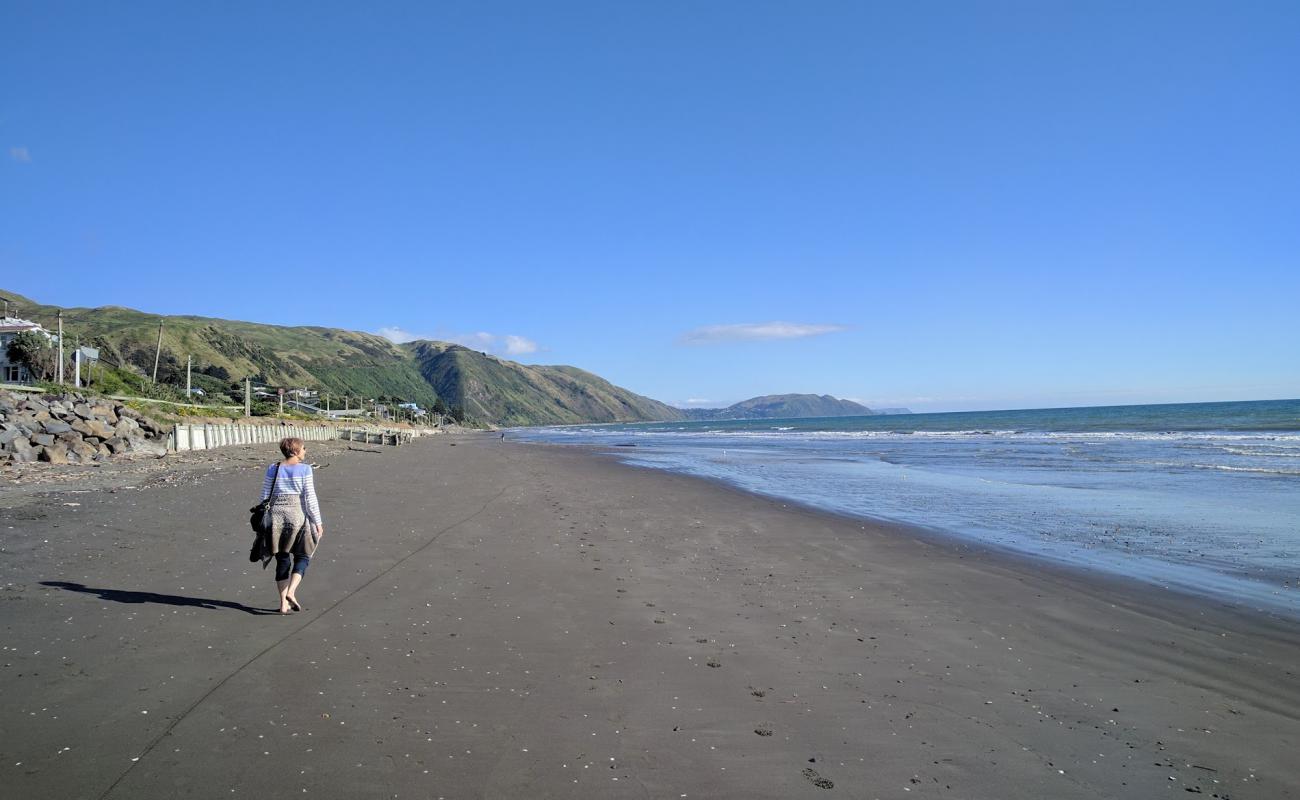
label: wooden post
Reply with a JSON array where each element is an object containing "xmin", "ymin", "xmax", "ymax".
[
  {"xmin": 56, "ymin": 310, "xmax": 64, "ymax": 385},
  {"xmin": 151, "ymin": 318, "xmax": 164, "ymax": 383}
]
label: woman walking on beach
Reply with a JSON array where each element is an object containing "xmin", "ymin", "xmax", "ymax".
[{"xmin": 260, "ymin": 437, "xmax": 324, "ymax": 614}]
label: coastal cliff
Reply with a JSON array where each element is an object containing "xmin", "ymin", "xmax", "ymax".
[{"xmin": 0, "ymin": 290, "xmax": 683, "ymax": 427}]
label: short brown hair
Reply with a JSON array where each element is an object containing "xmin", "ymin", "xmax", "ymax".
[{"xmin": 279, "ymin": 437, "xmax": 305, "ymax": 458}]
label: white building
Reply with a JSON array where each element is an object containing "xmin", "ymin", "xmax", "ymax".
[{"xmin": 0, "ymin": 316, "xmax": 50, "ymax": 384}]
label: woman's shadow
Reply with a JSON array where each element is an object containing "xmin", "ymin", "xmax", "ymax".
[{"xmin": 41, "ymin": 581, "xmax": 277, "ymax": 615}]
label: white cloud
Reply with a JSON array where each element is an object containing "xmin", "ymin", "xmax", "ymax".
[
  {"xmin": 376, "ymin": 326, "xmax": 541, "ymax": 357},
  {"xmin": 9, "ymin": 147, "xmax": 31, "ymax": 163},
  {"xmin": 684, "ymin": 398, "xmax": 715, "ymax": 405},
  {"xmin": 679, "ymin": 321, "xmax": 849, "ymax": 345},
  {"xmin": 448, "ymin": 331, "xmax": 497, "ymax": 350},
  {"xmin": 502, "ymin": 335, "xmax": 538, "ymax": 355},
  {"xmin": 376, "ymin": 326, "xmax": 422, "ymax": 344}
]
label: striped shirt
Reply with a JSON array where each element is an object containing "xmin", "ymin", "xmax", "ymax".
[{"xmin": 261, "ymin": 462, "xmax": 323, "ymax": 526}]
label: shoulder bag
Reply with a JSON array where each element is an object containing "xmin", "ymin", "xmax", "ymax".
[{"xmin": 248, "ymin": 464, "xmax": 280, "ymax": 563}]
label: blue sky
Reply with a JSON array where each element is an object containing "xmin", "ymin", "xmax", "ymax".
[{"xmin": 3, "ymin": 1, "xmax": 1297, "ymax": 411}]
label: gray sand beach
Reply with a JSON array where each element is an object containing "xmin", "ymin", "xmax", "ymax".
[{"xmin": 1, "ymin": 435, "xmax": 1297, "ymax": 798}]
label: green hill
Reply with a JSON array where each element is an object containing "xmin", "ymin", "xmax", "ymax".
[
  {"xmin": 409, "ymin": 342, "xmax": 684, "ymax": 426},
  {"xmin": 0, "ymin": 290, "xmax": 683, "ymax": 426},
  {"xmin": 685, "ymin": 393, "xmax": 876, "ymax": 420}
]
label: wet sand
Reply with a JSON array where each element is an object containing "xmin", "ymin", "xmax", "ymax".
[{"xmin": 1, "ymin": 434, "xmax": 1297, "ymax": 798}]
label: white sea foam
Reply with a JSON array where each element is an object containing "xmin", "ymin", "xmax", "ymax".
[
  {"xmin": 1192, "ymin": 464, "xmax": 1300, "ymax": 476},
  {"xmin": 1221, "ymin": 447, "xmax": 1300, "ymax": 457},
  {"xmin": 552, "ymin": 428, "xmax": 1300, "ymax": 447}
]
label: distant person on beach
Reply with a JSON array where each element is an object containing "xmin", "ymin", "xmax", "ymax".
[{"xmin": 259, "ymin": 437, "xmax": 324, "ymax": 614}]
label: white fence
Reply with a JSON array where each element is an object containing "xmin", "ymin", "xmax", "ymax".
[
  {"xmin": 337, "ymin": 428, "xmax": 417, "ymax": 446},
  {"xmin": 170, "ymin": 423, "xmax": 337, "ymax": 452},
  {"xmin": 169, "ymin": 423, "xmax": 421, "ymax": 452}
]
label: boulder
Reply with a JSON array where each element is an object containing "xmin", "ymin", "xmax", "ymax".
[
  {"xmin": 9, "ymin": 437, "xmax": 37, "ymax": 463},
  {"xmin": 0, "ymin": 390, "xmax": 171, "ymax": 464},
  {"xmin": 40, "ymin": 443, "xmax": 70, "ymax": 464},
  {"xmin": 85, "ymin": 419, "xmax": 115, "ymax": 439},
  {"xmin": 128, "ymin": 436, "xmax": 167, "ymax": 457},
  {"xmin": 91, "ymin": 405, "xmax": 118, "ymax": 423},
  {"xmin": 68, "ymin": 439, "xmax": 98, "ymax": 462}
]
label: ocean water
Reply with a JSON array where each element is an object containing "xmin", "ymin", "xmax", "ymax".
[{"xmin": 512, "ymin": 399, "xmax": 1300, "ymax": 616}]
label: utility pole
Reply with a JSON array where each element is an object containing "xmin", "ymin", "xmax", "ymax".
[
  {"xmin": 151, "ymin": 318, "xmax": 164, "ymax": 383},
  {"xmin": 244, "ymin": 378, "xmax": 251, "ymax": 417},
  {"xmin": 56, "ymin": 309, "xmax": 65, "ymax": 385},
  {"xmin": 324, "ymin": 393, "xmax": 330, "ymax": 412},
  {"xmin": 279, "ymin": 388, "xmax": 284, "ymax": 416},
  {"xmin": 186, "ymin": 355, "xmax": 192, "ymax": 399}
]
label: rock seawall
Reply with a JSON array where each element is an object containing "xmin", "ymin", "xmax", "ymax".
[{"xmin": 0, "ymin": 390, "xmax": 168, "ymax": 464}]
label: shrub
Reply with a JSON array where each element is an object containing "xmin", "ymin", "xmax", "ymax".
[{"xmin": 6, "ymin": 330, "xmax": 57, "ymax": 381}]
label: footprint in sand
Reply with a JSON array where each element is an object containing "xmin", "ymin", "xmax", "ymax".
[{"xmin": 801, "ymin": 767, "xmax": 834, "ymax": 789}]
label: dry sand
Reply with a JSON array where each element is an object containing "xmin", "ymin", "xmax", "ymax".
[{"xmin": 1, "ymin": 434, "xmax": 1296, "ymax": 798}]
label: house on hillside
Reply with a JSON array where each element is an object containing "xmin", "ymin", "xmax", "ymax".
[
  {"xmin": 398, "ymin": 402, "xmax": 427, "ymax": 417},
  {"xmin": 0, "ymin": 315, "xmax": 51, "ymax": 384}
]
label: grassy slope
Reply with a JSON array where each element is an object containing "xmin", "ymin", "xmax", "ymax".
[
  {"xmin": 408, "ymin": 342, "xmax": 684, "ymax": 426},
  {"xmin": 2, "ymin": 290, "xmax": 681, "ymax": 425}
]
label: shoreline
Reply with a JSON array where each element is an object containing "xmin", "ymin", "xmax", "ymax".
[
  {"xmin": 512, "ymin": 434, "xmax": 1300, "ymax": 621},
  {"xmin": 2, "ymin": 434, "xmax": 1297, "ymax": 798},
  {"xmin": 524, "ymin": 440, "xmax": 1300, "ymax": 632}
]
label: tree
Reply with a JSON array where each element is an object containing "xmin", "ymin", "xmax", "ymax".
[
  {"xmin": 5, "ymin": 330, "xmax": 56, "ymax": 381},
  {"xmin": 449, "ymin": 404, "xmax": 466, "ymax": 424},
  {"xmin": 155, "ymin": 352, "xmax": 183, "ymax": 384},
  {"xmin": 432, "ymin": 397, "xmax": 448, "ymax": 416}
]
